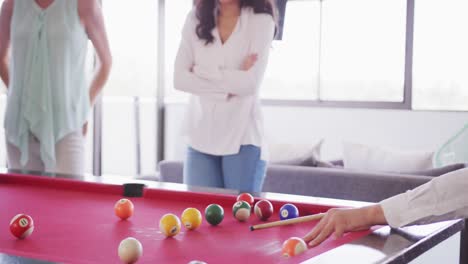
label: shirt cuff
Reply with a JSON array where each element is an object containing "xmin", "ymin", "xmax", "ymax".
[{"xmin": 379, "ymin": 193, "xmax": 410, "ymax": 228}]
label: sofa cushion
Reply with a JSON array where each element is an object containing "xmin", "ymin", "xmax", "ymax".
[
  {"xmin": 269, "ymin": 139, "xmax": 333, "ymax": 167},
  {"xmin": 343, "ymin": 142, "xmax": 434, "ymax": 173}
]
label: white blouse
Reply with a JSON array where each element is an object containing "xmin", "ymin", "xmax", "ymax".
[
  {"xmin": 173, "ymin": 7, "xmax": 275, "ymax": 159},
  {"xmin": 380, "ymin": 168, "xmax": 468, "ymax": 228}
]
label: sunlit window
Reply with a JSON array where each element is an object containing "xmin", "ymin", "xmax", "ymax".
[
  {"xmin": 319, "ymin": 0, "xmax": 406, "ymax": 102},
  {"xmin": 412, "ymin": 0, "xmax": 468, "ymax": 111},
  {"xmin": 103, "ymin": 0, "xmax": 158, "ymax": 97},
  {"xmin": 165, "ymin": 0, "xmax": 192, "ymax": 102},
  {"xmin": 262, "ymin": 1, "xmax": 320, "ymax": 100}
]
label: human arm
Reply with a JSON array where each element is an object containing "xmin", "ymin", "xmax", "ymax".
[
  {"xmin": 79, "ymin": 0, "xmax": 112, "ymax": 106},
  {"xmin": 0, "ymin": 0, "xmax": 13, "ymax": 88},
  {"xmin": 192, "ymin": 14, "xmax": 275, "ymax": 97},
  {"xmin": 380, "ymin": 167, "xmax": 468, "ymax": 227},
  {"xmin": 173, "ymin": 11, "xmax": 228, "ymax": 100},
  {"xmin": 304, "ymin": 168, "xmax": 468, "ymax": 247}
]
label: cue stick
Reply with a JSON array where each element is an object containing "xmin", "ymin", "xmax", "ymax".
[{"xmin": 250, "ymin": 213, "xmax": 325, "ymax": 231}]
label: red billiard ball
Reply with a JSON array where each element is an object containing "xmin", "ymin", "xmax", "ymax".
[
  {"xmin": 237, "ymin": 193, "xmax": 254, "ymax": 207},
  {"xmin": 10, "ymin": 214, "xmax": 34, "ymax": 239},
  {"xmin": 254, "ymin": 199, "xmax": 274, "ymax": 221},
  {"xmin": 115, "ymin": 199, "xmax": 134, "ymax": 220}
]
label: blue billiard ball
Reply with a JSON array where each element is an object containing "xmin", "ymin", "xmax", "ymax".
[{"xmin": 279, "ymin": 203, "xmax": 299, "ymax": 220}]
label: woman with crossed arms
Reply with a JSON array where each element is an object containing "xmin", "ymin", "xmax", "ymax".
[{"xmin": 174, "ymin": 0, "xmax": 276, "ymax": 192}]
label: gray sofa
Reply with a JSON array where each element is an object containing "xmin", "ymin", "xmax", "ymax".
[{"xmin": 158, "ymin": 160, "xmax": 467, "ymax": 203}]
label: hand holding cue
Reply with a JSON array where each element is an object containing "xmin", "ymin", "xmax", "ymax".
[{"xmin": 250, "ymin": 213, "xmax": 325, "ymax": 231}]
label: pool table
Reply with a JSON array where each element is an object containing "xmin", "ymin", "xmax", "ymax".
[{"xmin": 0, "ymin": 171, "xmax": 465, "ymax": 264}]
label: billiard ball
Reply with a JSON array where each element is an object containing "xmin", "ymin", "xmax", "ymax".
[
  {"xmin": 10, "ymin": 214, "xmax": 34, "ymax": 239},
  {"xmin": 118, "ymin": 237, "xmax": 143, "ymax": 263},
  {"xmin": 254, "ymin": 199, "xmax": 274, "ymax": 221},
  {"xmin": 205, "ymin": 204, "xmax": 224, "ymax": 226},
  {"xmin": 232, "ymin": 201, "xmax": 251, "ymax": 222},
  {"xmin": 181, "ymin": 208, "xmax": 202, "ymax": 230},
  {"xmin": 114, "ymin": 198, "xmax": 134, "ymax": 220},
  {"xmin": 236, "ymin": 193, "xmax": 255, "ymax": 207},
  {"xmin": 279, "ymin": 203, "xmax": 299, "ymax": 220},
  {"xmin": 159, "ymin": 213, "xmax": 181, "ymax": 237},
  {"xmin": 281, "ymin": 237, "xmax": 307, "ymax": 257},
  {"xmin": 188, "ymin": 261, "xmax": 207, "ymax": 264}
]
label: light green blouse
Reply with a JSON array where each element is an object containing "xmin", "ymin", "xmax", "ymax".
[{"xmin": 5, "ymin": 0, "xmax": 90, "ymax": 169}]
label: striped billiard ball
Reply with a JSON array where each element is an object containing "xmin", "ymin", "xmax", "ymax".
[
  {"xmin": 254, "ymin": 199, "xmax": 274, "ymax": 221},
  {"xmin": 232, "ymin": 201, "xmax": 251, "ymax": 222},
  {"xmin": 10, "ymin": 214, "xmax": 34, "ymax": 239},
  {"xmin": 281, "ymin": 237, "xmax": 307, "ymax": 257}
]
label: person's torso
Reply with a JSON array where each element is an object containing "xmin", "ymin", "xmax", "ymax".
[
  {"xmin": 184, "ymin": 7, "xmax": 265, "ymax": 155},
  {"xmin": 5, "ymin": 0, "xmax": 91, "ymax": 168}
]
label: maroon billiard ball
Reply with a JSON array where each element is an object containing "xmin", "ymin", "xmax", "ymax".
[
  {"xmin": 254, "ymin": 199, "xmax": 274, "ymax": 221},
  {"xmin": 10, "ymin": 214, "xmax": 34, "ymax": 239}
]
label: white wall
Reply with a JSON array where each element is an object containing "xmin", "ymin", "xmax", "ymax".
[{"xmin": 165, "ymin": 103, "xmax": 468, "ymax": 161}]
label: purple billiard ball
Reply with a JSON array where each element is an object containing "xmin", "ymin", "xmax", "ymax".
[{"xmin": 279, "ymin": 203, "xmax": 299, "ymax": 220}]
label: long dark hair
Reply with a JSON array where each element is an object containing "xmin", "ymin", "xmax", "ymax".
[{"xmin": 195, "ymin": 0, "xmax": 277, "ymax": 45}]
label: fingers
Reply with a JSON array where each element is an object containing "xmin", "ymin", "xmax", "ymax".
[
  {"xmin": 308, "ymin": 222, "xmax": 335, "ymax": 247},
  {"xmin": 303, "ymin": 216, "xmax": 327, "ymax": 243},
  {"xmin": 333, "ymin": 224, "xmax": 345, "ymax": 239}
]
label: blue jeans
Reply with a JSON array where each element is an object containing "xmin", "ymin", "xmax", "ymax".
[{"xmin": 183, "ymin": 145, "xmax": 267, "ymax": 193}]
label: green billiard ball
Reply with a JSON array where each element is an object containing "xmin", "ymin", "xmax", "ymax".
[
  {"xmin": 232, "ymin": 201, "xmax": 251, "ymax": 222},
  {"xmin": 205, "ymin": 204, "xmax": 224, "ymax": 226}
]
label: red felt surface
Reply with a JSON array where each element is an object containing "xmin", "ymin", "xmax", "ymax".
[{"xmin": 0, "ymin": 174, "xmax": 374, "ymax": 263}]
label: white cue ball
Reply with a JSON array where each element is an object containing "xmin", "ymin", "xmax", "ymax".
[{"xmin": 118, "ymin": 237, "xmax": 143, "ymax": 263}]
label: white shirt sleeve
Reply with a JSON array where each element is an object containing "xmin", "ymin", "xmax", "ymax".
[
  {"xmin": 173, "ymin": 10, "xmax": 228, "ymax": 100},
  {"xmin": 192, "ymin": 13, "xmax": 275, "ymax": 96},
  {"xmin": 379, "ymin": 168, "xmax": 468, "ymax": 228},
  {"xmin": 217, "ymin": 14, "xmax": 275, "ymax": 96}
]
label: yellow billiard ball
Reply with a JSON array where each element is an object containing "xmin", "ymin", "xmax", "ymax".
[
  {"xmin": 181, "ymin": 208, "xmax": 202, "ymax": 230},
  {"xmin": 159, "ymin": 213, "xmax": 181, "ymax": 237}
]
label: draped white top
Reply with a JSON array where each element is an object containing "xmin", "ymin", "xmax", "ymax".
[
  {"xmin": 174, "ymin": 7, "xmax": 275, "ymax": 159},
  {"xmin": 5, "ymin": 0, "xmax": 89, "ymax": 169}
]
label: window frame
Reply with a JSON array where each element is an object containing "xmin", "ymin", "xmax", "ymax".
[{"xmin": 262, "ymin": 0, "xmax": 414, "ymax": 110}]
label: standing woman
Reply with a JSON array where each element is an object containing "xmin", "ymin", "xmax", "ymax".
[
  {"xmin": 0, "ymin": 0, "xmax": 112, "ymax": 174},
  {"xmin": 174, "ymin": 0, "xmax": 276, "ymax": 192}
]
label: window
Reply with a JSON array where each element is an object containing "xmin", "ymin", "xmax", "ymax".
[
  {"xmin": 101, "ymin": 0, "xmax": 159, "ymax": 176},
  {"xmin": 263, "ymin": 0, "xmax": 407, "ymax": 102},
  {"xmin": 164, "ymin": 1, "xmax": 192, "ymax": 102},
  {"xmin": 0, "ymin": 0, "xmax": 5, "ymax": 93},
  {"xmin": 319, "ymin": 0, "xmax": 406, "ymax": 102},
  {"xmin": 262, "ymin": 1, "xmax": 320, "ymax": 100},
  {"xmin": 103, "ymin": 0, "xmax": 158, "ymax": 97},
  {"xmin": 412, "ymin": 0, "xmax": 468, "ymax": 111}
]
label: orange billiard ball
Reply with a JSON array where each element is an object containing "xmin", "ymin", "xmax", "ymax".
[
  {"xmin": 281, "ymin": 237, "xmax": 307, "ymax": 257},
  {"xmin": 10, "ymin": 214, "xmax": 34, "ymax": 239},
  {"xmin": 114, "ymin": 199, "xmax": 134, "ymax": 220}
]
